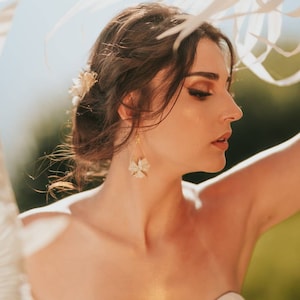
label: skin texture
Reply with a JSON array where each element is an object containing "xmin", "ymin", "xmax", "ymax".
[
  {"xmin": 138, "ymin": 39, "xmax": 242, "ymax": 176},
  {"xmin": 22, "ymin": 39, "xmax": 300, "ymax": 300}
]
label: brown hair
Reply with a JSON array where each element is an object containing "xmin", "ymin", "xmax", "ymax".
[{"xmin": 53, "ymin": 2, "xmax": 235, "ymax": 192}]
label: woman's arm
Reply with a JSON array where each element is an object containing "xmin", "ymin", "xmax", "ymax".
[
  {"xmin": 245, "ymin": 133, "xmax": 300, "ymax": 234},
  {"xmin": 199, "ymin": 133, "xmax": 300, "ymax": 235}
]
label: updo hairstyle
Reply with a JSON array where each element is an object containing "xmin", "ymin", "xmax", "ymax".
[{"xmin": 67, "ymin": 2, "xmax": 235, "ymax": 187}]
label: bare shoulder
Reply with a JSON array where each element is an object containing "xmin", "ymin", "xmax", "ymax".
[{"xmin": 20, "ymin": 187, "xmax": 101, "ymax": 226}]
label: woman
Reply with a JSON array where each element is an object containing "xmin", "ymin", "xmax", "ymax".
[{"xmin": 21, "ymin": 3, "xmax": 300, "ymax": 300}]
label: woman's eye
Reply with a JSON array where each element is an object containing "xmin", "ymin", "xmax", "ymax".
[{"xmin": 188, "ymin": 88, "xmax": 212, "ymax": 100}]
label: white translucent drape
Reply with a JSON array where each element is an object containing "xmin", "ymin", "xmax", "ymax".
[
  {"xmin": 0, "ymin": 141, "xmax": 32, "ymax": 300},
  {"xmin": 47, "ymin": 0, "xmax": 300, "ymax": 86},
  {"xmin": 0, "ymin": 139, "xmax": 69, "ymax": 299},
  {"xmin": 0, "ymin": 1, "xmax": 19, "ymax": 56}
]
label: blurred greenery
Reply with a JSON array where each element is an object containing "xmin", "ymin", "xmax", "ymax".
[
  {"xmin": 11, "ymin": 44, "xmax": 300, "ymax": 299},
  {"xmin": 243, "ymin": 213, "xmax": 300, "ymax": 300},
  {"xmin": 12, "ymin": 103, "xmax": 71, "ymax": 212}
]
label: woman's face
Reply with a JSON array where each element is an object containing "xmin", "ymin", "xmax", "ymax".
[{"xmin": 141, "ymin": 38, "xmax": 243, "ymax": 175}]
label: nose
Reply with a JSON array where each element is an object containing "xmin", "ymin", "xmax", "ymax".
[{"xmin": 222, "ymin": 92, "xmax": 243, "ymax": 122}]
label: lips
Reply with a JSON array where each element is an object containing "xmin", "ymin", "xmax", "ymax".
[{"xmin": 211, "ymin": 132, "xmax": 232, "ymax": 151}]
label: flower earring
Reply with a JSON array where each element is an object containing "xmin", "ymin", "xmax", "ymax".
[{"xmin": 128, "ymin": 133, "xmax": 150, "ymax": 178}]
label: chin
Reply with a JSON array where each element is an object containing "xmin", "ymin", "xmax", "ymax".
[
  {"xmin": 187, "ymin": 163, "xmax": 226, "ymax": 175},
  {"xmin": 206, "ymin": 165, "xmax": 226, "ymax": 173},
  {"xmin": 185, "ymin": 154, "xmax": 227, "ymax": 174},
  {"xmin": 202, "ymin": 158, "xmax": 227, "ymax": 173}
]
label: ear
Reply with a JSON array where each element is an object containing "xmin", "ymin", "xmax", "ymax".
[{"xmin": 118, "ymin": 92, "xmax": 135, "ymax": 122}]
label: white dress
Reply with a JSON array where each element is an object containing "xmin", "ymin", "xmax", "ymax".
[{"xmin": 217, "ymin": 292, "xmax": 245, "ymax": 300}]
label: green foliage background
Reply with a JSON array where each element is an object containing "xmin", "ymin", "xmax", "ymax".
[{"xmin": 11, "ymin": 46, "xmax": 300, "ymax": 299}]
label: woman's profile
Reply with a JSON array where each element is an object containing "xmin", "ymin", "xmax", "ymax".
[{"xmin": 19, "ymin": 3, "xmax": 299, "ymax": 300}]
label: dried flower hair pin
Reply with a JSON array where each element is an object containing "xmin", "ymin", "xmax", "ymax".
[{"xmin": 69, "ymin": 68, "xmax": 98, "ymax": 106}]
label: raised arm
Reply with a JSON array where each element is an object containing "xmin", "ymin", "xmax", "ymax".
[
  {"xmin": 246, "ymin": 133, "xmax": 300, "ymax": 233},
  {"xmin": 199, "ymin": 133, "xmax": 300, "ymax": 236}
]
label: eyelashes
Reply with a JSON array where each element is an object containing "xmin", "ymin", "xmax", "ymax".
[
  {"xmin": 188, "ymin": 88, "xmax": 236, "ymax": 101},
  {"xmin": 187, "ymin": 88, "xmax": 212, "ymax": 100}
]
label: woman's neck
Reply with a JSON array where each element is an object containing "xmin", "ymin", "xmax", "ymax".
[{"xmin": 89, "ymin": 151, "xmax": 190, "ymax": 250}]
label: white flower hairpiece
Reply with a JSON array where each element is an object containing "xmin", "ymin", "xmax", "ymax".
[{"xmin": 69, "ymin": 69, "xmax": 98, "ymax": 106}]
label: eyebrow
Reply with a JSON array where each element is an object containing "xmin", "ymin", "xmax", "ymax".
[
  {"xmin": 185, "ymin": 71, "xmax": 231, "ymax": 83},
  {"xmin": 185, "ymin": 71, "xmax": 219, "ymax": 80}
]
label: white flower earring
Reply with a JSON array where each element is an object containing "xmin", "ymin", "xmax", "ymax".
[{"xmin": 128, "ymin": 133, "xmax": 150, "ymax": 178}]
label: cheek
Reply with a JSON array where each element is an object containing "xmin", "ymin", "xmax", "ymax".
[
  {"xmin": 142, "ymin": 97, "xmax": 212, "ymax": 153},
  {"xmin": 178, "ymin": 104, "xmax": 211, "ymax": 135},
  {"xmin": 151, "ymin": 107, "xmax": 206, "ymax": 152},
  {"xmin": 160, "ymin": 107, "xmax": 195, "ymax": 140}
]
